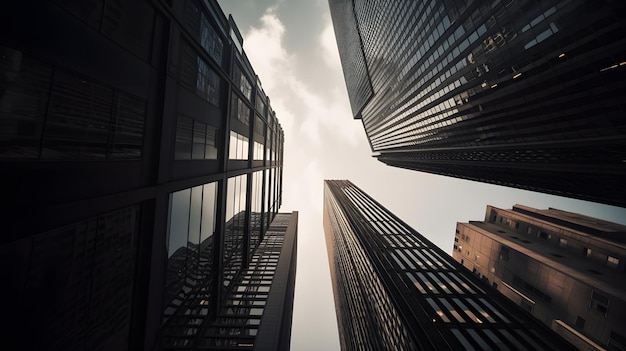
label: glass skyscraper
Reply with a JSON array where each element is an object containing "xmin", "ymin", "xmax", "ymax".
[
  {"xmin": 0, "ymin": 0, "xmax": 295, "ymax": 349},
  {"xmin": 323, "ymin": 180, "xmax": 575, "ymax": 350},
  {"xmin": 329, "ymin": 0, "xmax": 626, "ymax": 207}
]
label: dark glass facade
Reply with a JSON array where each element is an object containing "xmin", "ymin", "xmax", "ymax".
[
  {"xmin": 324, "ymin": 180, "xmax": 575, "ymax": 350},
  {"xmin": 0, "ymin": 0, "xmax": 292, "ymax": 349},
  {"xmin": 453, "ymin": 205, "xmax": 626, "ymax": 350},
  {"xmin": 329, "ymin": 0, "xmax": 626, "ymax": 207}
]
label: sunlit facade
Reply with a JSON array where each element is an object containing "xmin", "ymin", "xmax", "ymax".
[
  {"xmin": 453, "ymin": 205, "xmax": 626, "ymax": 350},
  {"xmin": 323, "ymin": 180, "xmax": 575, "ymax": 350},
  {"xmin": 0, "ymin": 0, "xmax": 290, "ymax": 349},
  {"xmin": 329, "ymin": 0, "xmax": 626, "ymax": 207}
]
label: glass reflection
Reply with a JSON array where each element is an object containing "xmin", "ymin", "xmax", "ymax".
[{"xmin": 162, "ymin": 182, "xmax": 218, "ymax": 346}]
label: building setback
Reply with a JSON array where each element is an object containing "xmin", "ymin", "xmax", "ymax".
[
  {"xmin": 323, "ymin": 180, "xmax": 575, "ymax": 350},
  {"xmin": 0, "ymin": 0, "xmax": 294, "ymax": 349},
  {"xmin": 453, "ymin": 205, "xmax": 626, "ymax": 350},
  {"xmin": 328, "ymin": 0, "xmax": 626, "ymax": 207}
]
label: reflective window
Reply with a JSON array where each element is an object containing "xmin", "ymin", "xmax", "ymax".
[
  {"xmin": 230, "ymin": 94, "xmax": 250, "ymax": 126},
  {"xmin": 164, "ymin": 182, "xmax": 218, "ymax": 327},
  {"xmin": 200, "ymin": 13, "xmax": 223, "ymax": 63},
  {"xmin": 223, "ymin": 174, "xmax": 248, "ymax": 292},
  {"xmin": 253, "ymin": 141, "xmax": 264, "ymax": 160},
  {"xmin": 228, "ymin": 130, "xmax": 249, "ymax": 160},
  {"xmin": 175, "ymin": 116, "xmax": 218, "ymax": 160},
  {"xmin": 196, "ymin": 57, "xmax": 220, "ymax": 106}
]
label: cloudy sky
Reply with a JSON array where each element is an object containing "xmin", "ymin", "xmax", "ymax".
[{"xmin": 217, "ymin": 1, "xmax": 626, "ymax": 350}]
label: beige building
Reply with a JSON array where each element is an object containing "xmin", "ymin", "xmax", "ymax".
[{"xmin": 453, "ymin": 205, "xmax": 626, "ymax": 351}]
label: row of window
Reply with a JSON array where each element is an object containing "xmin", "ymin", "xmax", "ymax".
[{"xmin": 493, "ymin": 214, "xmax": 623, "ymax": 270}]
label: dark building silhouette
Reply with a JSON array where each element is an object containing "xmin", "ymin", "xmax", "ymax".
[
  {"xmin": 323, "ymin": 180, "xmax": 575, "ymax": 350},
  {"xmin": 453, "ymin": 205, "xmax": 626, "ymax": 350},
  {"xmin": 328, "ymin": 0, "xmax": 626, "ymax": 207},
  {"xmin": 0, "ymin": 1, "xmax": 293, "ymax": 349}
]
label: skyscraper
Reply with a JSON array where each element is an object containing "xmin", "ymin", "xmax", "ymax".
[
  {"xmin": 0, "ymin": 0, "xmax": 293, "ymax": 349},
  {"xmin": 328, "ymin": 0, "xmax": 626, "ymax": 207},
  {"xmin": 453, "ymin": 204, "xmax": 626, "ymax": 350},
  {"xmin": 323, "ymin": 180, "xmax": 575, "ymax": 350}
]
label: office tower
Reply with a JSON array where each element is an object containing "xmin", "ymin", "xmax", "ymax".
[
  {"xmin": 0, "ymin": 0, "xmax": 291, "ymax": 350},
  {"xmin": 328, "ymin": 0, "xmax": 626, "ymax": 207},
  {"xmin": 323, "ymin": 180, "xmax": 575, "ymax": 350},
  {"xmin": 453, "ymin": 205, "xmax": 626, "ymax": 350}
]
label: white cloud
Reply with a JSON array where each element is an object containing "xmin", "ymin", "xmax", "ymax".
[{"xmin": 242, "ymin": 9, "xmax": 360, "ymax": 148}]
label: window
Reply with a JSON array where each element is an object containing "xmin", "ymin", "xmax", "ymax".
[
  {"xmin": 233, "ymin": 65, "xmax": 252, "ymax": 101},
  {"xmin": 538, "ymin": 231, "xmax": 550, "ymax": 240},
  {"xmin": 175, "ymin": 116, "xmax": 218, "ymax": 160},
  {"xmin": 584, "ymin": 248, "xmax": 592, "ymax": 257},
  {"xmin": 590, "ymin": 290, "xmax": 609, "ymax": 314},
  {"xmin": 608, "ymin": 331, "xmax": 626, "ymax": 351},
  {"xmin": 254, "ymin": 116, "xmax": 265, "ymax": 136},
  {"xmin": 607, "ymin": 256, "xmax": 619, "ymax": 269},
  {"xmin": 253, "ymin": 141, "xmax": 264, "ymax": 160},
  {"xmin": 199, "ymin": 13, "xmax": 223, "ymax": 63},
  {"xmin": 165, "ymin": 182, "xmax": 218, "ymax": 323},
  {"xmin": 228, "ymin": 130, "xmax": 249, "ymax": 160},
  {"xmin": 196, "ymin": 57, "xmax": 220, "ymax": 106},
  {"xmin": 231, "ymin": 94, "xmax": 250, "ymax": 126},
  {"xmin": 575, "ymin": 316, "xmax": 585, "ymax": 329},
  {"xmin": 558, "ymin": 238, "xmax": 567, "ymax": 248}
]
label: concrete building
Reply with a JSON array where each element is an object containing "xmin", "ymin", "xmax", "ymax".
[
  {"xmin": 453, "ymin": 205, "xmax": 626, "ymax": 350},
  {"xmin": 324, "ymin": 180, "xmax": 575, "ymax": 350},
  {"xmin": 0, "ymin": 1, "xmax": 294, "ymax": 349},
  {"xmin": 329, "ymin": 0, "xmax": 626, "ymax": 207}
]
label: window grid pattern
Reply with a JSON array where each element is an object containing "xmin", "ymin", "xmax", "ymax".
[
  {"xmin": 175, "ymin": 116, "xmax": 218, "ymax": 160},
  {"xmin": 197, "ymin": 214, "xmax": 289, "ymax": 349},
  {"xmin": 353, "ymin": 0, "xmax": 626, "ymax": 153},
  {"xmin": 325, "ymin": 183, "xmax": 415, "ymax": 351}
]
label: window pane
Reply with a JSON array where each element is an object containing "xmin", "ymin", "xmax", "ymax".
[
  {"xmin": 201, "ymin": 182, "xmax": 217, "ymax": 243},
  {"xmin": 175, "ymin": 116, "xmax": 193, "ymax": 160},
  {"xmin": 189, "ymin": 186, "xmax": 203, "ymax": 246},
  {"xmin": 192, "ymin": 120, "xmax": 206, "ymax": 159},
  {"xmin": 205, "ymin": 124, "xmax": 218, "ymax": 159},
  {"xmin": 168, "ymin": 189, "xmax": 191, "ymax": 257}
]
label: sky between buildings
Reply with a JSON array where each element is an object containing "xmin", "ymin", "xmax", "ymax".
[{"xmin": 218, "ymin": 1, "xmax": 626, "ymax": 350}]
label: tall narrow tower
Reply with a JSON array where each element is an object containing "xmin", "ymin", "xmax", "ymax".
[{"xmin": 323, "ymin": 179, "xmax": 575, "ymax": 350}]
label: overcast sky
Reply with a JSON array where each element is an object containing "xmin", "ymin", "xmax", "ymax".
[{"xmin": 217, "ymin": 1, "xmax": 626, "ymax": 350}]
